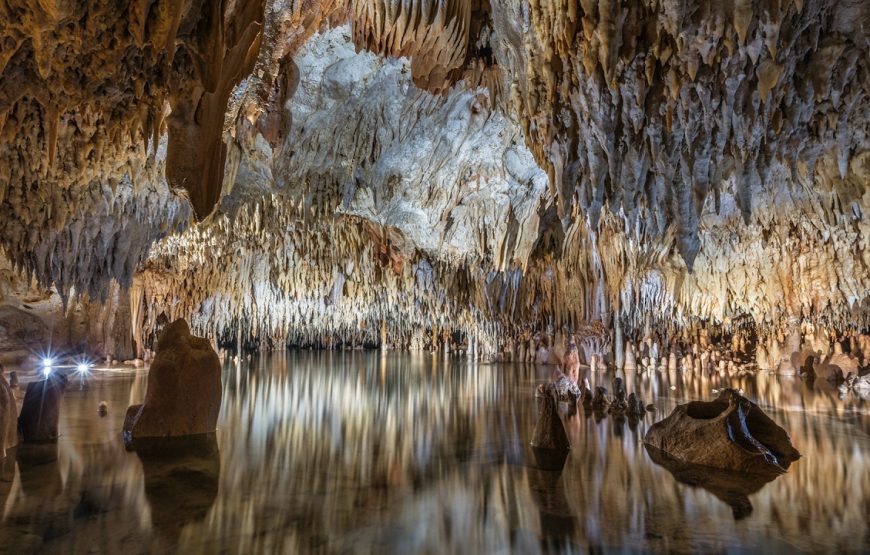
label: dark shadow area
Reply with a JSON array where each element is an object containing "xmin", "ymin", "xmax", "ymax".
[{"xmin": 685, "ymin": 399, "xmax": 728, "ymax": 419}]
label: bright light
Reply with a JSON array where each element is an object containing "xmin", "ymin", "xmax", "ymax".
[
  {"xmin": 77, "ymin": 363, "xmax": 90, "ymax": 373},
  {"xmin": 42, "ymin": 366, "xmax": 52, "ymax": 377},
  {"xmin": 42, "ymin": 358, "xmax": 53, "ymax": 368}
]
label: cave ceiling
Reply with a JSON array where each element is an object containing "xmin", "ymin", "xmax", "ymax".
[{"xmin": 0, "ymin": 0, "xmax": 867, "ymax": 345}]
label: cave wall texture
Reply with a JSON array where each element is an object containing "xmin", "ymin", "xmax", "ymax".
[{"xmin": 0, "ymin": 0, "xmax": 867, "ymax": 358}]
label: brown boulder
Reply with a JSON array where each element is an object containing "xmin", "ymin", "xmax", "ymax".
[
  {"xmin": 18, "ymin": 373, "xmax": 68, "ymax": 443},
  {"xmin": 123, "ymin": 320, "xmax": 222, "ymax": 441},
  {"xmin": 643, "ymin": 389, "xmax": 800, "ymax": 474}
]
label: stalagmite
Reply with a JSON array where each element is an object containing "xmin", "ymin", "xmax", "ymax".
[
  {"xmin": 614, "ymin": 319, "xmax": 624, "ymax": 370},
  {"xmin": 624, "ymin": 342, "xmax": 637, "ymax": 372},
  {"xmin": 531, "ymin": 382, "xmax": 570, "ymax": 471},
  {"xmin": 123, "ymin": 320, "xmax": 222, "ymax": 441}
]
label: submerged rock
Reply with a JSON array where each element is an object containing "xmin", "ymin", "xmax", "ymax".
[
  {"xmin": 18, "ymin": 373, "xmax": 68, "ymax": 443},
  {"xmin": 123, "ymin": 319, "xmax": 222, "ymax": 441},
  {"xmin": 643, "ymin": 389, "xmax": 800, "ymax": 474}
]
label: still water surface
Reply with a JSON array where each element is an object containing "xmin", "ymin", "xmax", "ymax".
[{"xmin": 1, "ymin": 352, "xmax": 868, "ymax": 554}]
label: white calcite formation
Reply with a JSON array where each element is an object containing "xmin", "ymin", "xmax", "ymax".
[{"xmin": 133, "ymin": 26, "xmax": 548, "ymax": 353}]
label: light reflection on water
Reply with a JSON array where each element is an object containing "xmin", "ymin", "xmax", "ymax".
[{"xmin": 1, "ymin": 352, "xmax": 868, "ymax": 554}]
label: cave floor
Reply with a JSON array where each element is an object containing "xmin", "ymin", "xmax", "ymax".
[{"xmin": 1, "ymin": 352, "xmax": 868, "ymax": 554}]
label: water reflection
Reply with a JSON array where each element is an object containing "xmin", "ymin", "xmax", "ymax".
[
  {"xmin": 131, "ymin": 436, "xmax": 220, "ymax": 548},
  {"xmin": 644, "ymin": 444, "xmax": 779, "ymax": 519},
  {"xmin": 0, "ymin": 353, "xmax": 866, "ymax": 553}
]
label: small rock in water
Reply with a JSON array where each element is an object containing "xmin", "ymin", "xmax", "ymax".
[
  {"xmin": 627, "ymin": 392, "xmax": 646, "ymax": 417},
  {"xmin": 591, "ymin": 386, "xmax": 610, "ymax": 410},
  {"xmin": 98, "ymin": 401, "xmax": 108, "ymax": 417}
]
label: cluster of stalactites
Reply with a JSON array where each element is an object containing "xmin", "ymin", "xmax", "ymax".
[
  {"xmin": 0, "ymin": 105, "xmax": 190, "ymax": 303},
  {"xmin": 490, "ymin": 0, "xmax": 869, "ymax": 269},
  {"xmin": 0, "ymin": 0, "xmax": 352, "ymax": 297},
  {"xmin": 131, "ymin": 180, "xmax": 868, "ymax": 358},
  {"xmin": 350, "ymin": 0, "xmax": 471, "ymax": 92},
  {"xmin": 134, "ymin": 195, "xmax": 505, "ymax": 356}
]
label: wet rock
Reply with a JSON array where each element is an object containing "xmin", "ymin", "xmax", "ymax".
[
  {"xmin": 122, "ymin": 319, "xmax": 222, "ymax": 441},
  {"xmin": 591, "ymin": 387, "xmax": 610, "ymax": 411},
  {"xmin": 98, "ymin": 401, "xmax": 108, "ymax": 417},
  {"xmin": 18, "ymin": 373, "xmax": 68, "ymax": 443},
  {"xmin": 551, "ymin": 374, "xmax": 581, "ymax": 404},
  {"xmin": 841, "ymin": 373, "xmax": 870, "ymax": 400},
  {"xmin": 531, "ymin": 387, "xmax": 570, "ymax": 471},
  {"xmin": 644, "ymin": 389, "xmax": 800, "ymax": 474},
  {"xmin": 609, "ymin": 378, "xmax": 628, "ymax": 413},
  {"xmin": 627, "ymin": 393, "xmax": 646, "ymax": 417},
  {"xmin": 0, "ymin": 370, "xmax": 17, "ymax": 457},
  {"xmin": 123, "ymin": 404, "xmax": 142, "ymax": 432}
]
